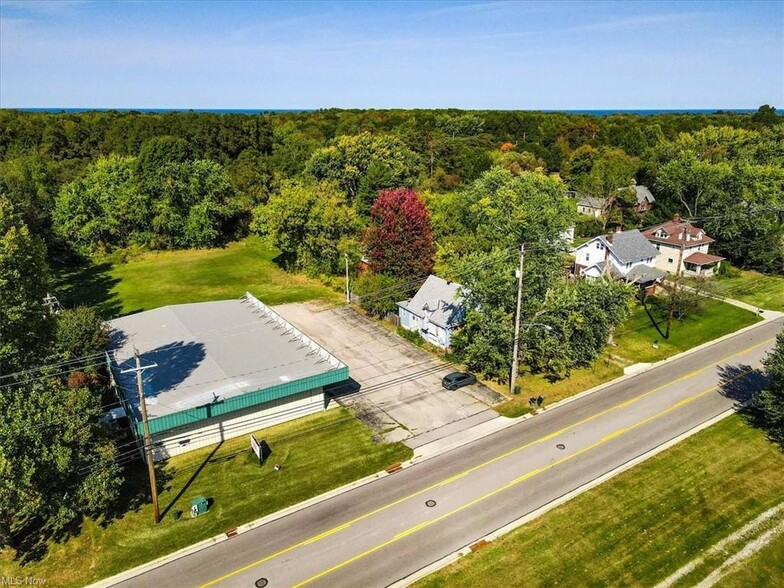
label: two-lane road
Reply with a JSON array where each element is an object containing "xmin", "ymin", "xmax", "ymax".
[{"xmin": 115, "ymin": 317, "xmax": 782, "ymax": 588}]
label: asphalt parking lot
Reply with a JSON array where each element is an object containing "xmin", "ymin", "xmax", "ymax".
[{"xmin": 274, "ymin": 302, "xmax": 504, "ymax": 447}]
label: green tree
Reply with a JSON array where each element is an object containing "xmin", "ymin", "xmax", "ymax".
[
  {"xmin": 352, "ymin": 272, "xmax": 408, "ymax": 318},
  {"xmin": 0, "ymin": 378, "xmax": 122, "ymax": 553},
  {"xmin": 52, "ymin": 306, "xmax": 110, "ymax": 361},
  {"xmin": 581, "ymin": 148, "xmax": 639, "ymax": 205},
  {"xmin": 752, "ymin": 104, "xmax": 781, "ymax": 126},
  {"xmin": 750, "ymin": 329, "xmax": 784, "ymax": 449},
  {"xmin": 251, "ymin": 180, "xmax": 359, "ymax": 275},
  {"xmin": 54, "ymin": 156, "xmax": 146, "ymax": 253},
  {"xmin": 306, "ymin": 132, "xmax": 420, "ymax": 204},
  {"xmin": 0, "ymin": 196, "xmax": 54, "ymax": 374},
  {"xmin": 521, "ymin": 278, "xmax": 634, "ymax": 379}
]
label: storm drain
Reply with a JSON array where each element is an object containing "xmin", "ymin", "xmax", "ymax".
[
  {"xmin": 556, "ymin": 443, "xmax": 566, "ymax": 450},
  {"xmin": 425, "ymin": 500, "xmax": 437, "ymax": 508}
]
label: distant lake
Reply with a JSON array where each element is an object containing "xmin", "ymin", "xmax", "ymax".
[{"xmin": 9, "ymin": 108, "xmax": 759, "ymax": 116}]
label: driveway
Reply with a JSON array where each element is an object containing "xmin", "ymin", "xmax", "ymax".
[{"xmin": 274, "ymin": 302, "xmax": 504, "ymax": 447}]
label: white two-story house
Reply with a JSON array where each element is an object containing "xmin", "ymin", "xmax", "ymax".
[
  {"xmin": 642, "ymin": 215, "xmax": 724, "ymax": 277},
  {"xmin": 573, "ymin": 228, "xmax": 665, "ymax": 288}
]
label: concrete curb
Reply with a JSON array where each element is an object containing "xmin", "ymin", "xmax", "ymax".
[
  {"xmin": 90, "ymin": 314, "xmax": 778, "ymax": 587},
  {"xmin": 390, "ymin": 406, "xmax": 741, "ymax": 588},
  {"xmin": 410, "ymin": 311, "xmax": 777, "ymax": 462},
  {"xmin": 87, "ymin": 468, "xmax": 391, "ymax": 588}
]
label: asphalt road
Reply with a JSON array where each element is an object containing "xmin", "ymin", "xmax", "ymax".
[{"xmin": 115, "ymin": 317, "xmax": 783, "ymax": 588}]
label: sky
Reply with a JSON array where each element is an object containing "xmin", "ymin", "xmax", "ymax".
[{"xmin": 0, "ymin": 0, "xmax": 782, "ymax": 110}]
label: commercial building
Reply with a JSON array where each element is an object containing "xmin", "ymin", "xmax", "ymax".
[{"xmin": 108, "ymin": 293, "xmax": 348, "ymax": 461}]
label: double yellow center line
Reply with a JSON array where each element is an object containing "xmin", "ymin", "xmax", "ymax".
[{"xmin": 200, "ymin": 337, "xmax": 773, "ymax": 588}]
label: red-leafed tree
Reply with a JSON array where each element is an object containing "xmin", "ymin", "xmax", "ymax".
[{"xmin": 365, "ymin": 188, "xmax": 435, "ymax": 281}]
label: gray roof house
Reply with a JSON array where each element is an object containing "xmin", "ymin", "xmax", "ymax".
[
  {"xmin": 618, "ymin": 185, "xmax": 656, "ymax": 212},
  {"xmin": 574, "ymin": 228, "xmax": 665, "ymax": 286},
  {"xmin": 576, "ymin": 195, "xmax": 607, "ymax": 218},
  {"xmin": 397, "ymin": 275, "xmax": 464, "ymax": 350}
]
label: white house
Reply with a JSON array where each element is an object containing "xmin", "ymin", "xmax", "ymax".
[
  {"xmin": 574, "ymin": 228, "xmax": 665, "ymax": 287},
  {"xmin": 642, "ymin": 215, "xmax": 724, "ymax": 277},
  {"xmin": 397, "ymin": 275, "xmax": 464, "ymax": 350}
]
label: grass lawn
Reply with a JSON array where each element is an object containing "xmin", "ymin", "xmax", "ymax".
[
  {"xmin": 54, "ymin": 236, "xmax": 340, "ymax": 318},
  {"xmin": 0, "ymin": 408, "xmax": 412, "ymax": 588},
  {"xmin": 715, "ymin": 529, "xmax": 784, "ymax": 588},
  {"xmin": 415, "ymin": 415, "xmax": 784, "ymax": 588},
  {"xmin": 713, "ymin": 268, "xmax": 784, "ymax": 312},
  {"xmin": 495, "ymin": 297, "xmax": 761, "ymax": 417}
]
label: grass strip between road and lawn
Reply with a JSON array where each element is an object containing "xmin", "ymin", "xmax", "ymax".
[
  {"xmin": 414, "ymin": 414, "xmax": 784, "ymax": 588},
  {"xmin": 496, "ymin": 297, "xmax": 761, "ymax": 417},
  {"xmin": 54, "ymin": 235, "xmax": 340, "ymax": 318},
  {"xmin": 0, "ymin": 408, "xmax": 412, "ymax": 588}
]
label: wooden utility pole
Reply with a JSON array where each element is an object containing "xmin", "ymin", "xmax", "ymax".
[
  {"xmin": 510, "ymin": 244, "xmax": 525, "ymax": 396},
  {"xmin": 122, "ymin": 351, "xmax": 160, "ymax": 524},
  {"xmin": 345, "ymin": 253, "xmax": 350, "ymax": 304}
]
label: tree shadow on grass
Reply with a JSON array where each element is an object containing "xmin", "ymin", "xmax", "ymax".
[{"xmin": 52, "ymin": 260, "xmax": 122, "ymax": 319}]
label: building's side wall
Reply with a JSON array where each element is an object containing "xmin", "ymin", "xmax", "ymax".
[
  {"xmin": 575, "ymin": 238, "xmax": 607, "ymax": 270},
  {"xmin": 651, "ymin": 242, "xmax": 709, "ymax": 273},
  {"xmin": 150, "ymin": 387, "xmax": 325, "ymax": 461},
  {"xmin": 577, "ymin": 205, "xmax": 602, "ymax": 218}
]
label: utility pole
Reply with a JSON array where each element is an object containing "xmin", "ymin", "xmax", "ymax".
[
  {"xmin": 510, "ymin": 243, "xmax": 525, "ymax": 396},
  {"xmin": 122, "ymin": 350, "xmax": 160, "ymax": 524},
  {"xmin": 345, "ymin": 253, "xmax": 350, "ymax": 304},
  {"xmin": 42, "ymin": 293, "xmax": 63, "ymax": 314}
]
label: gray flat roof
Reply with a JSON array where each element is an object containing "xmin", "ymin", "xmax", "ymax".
[{"xmin": 109, "ymin": 295, "xmax": 345, "ymax": 421}]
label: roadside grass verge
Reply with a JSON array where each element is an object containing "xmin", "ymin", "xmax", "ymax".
[
  {"xmin": 496, "ymin": 297, "xmax": 760, "ymax": 417},
  {"xmin": 713, "ymin": 268, "xmax": 784, "ymax": 312},
  {"xmin": 54, "ymin": 236, "xmax": 339, "ymax": 318},
  {"xmin": 0, "ymin": 408, "xmax": 412, "ymax": 588},
  {"xmin": 414, "ymin": 415, "xmax": 784, "ymax": 588},
  {"xmin": 715, "ymin": 529, "xmax": 784, "ymax": 588}
]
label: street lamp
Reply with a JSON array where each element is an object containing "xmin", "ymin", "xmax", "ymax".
[{"xmin": 510, "ymin": 322, "xmax": 554, "ymax": 396}]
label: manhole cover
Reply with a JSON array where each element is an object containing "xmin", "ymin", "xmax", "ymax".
[
  {"xmin": 255, "ymin": 579, "xmax": 269, "ymax": 588},
  {"xmin": 556, "ymin": 443, "xmax": 566, "ymax": 450},
  {"xmin": 426, "ymin": 499, "xmax": 437, "ymax": 508}
]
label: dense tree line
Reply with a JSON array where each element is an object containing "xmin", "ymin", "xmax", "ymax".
[
  {"xmin": 1, "ymin": 106, "xmax": 780, "ymax": 270},
  {"xmin": 0, "ymin": 196, "xmax": 121, "ymax": 556}
]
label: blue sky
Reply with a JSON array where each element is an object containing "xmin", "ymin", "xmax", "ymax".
[{"xmin": 0, "ymin": 0, "xmax": 781, "ymax": 109}]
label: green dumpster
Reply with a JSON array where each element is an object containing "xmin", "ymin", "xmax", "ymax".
[{"xmin": 190, "ymin": 496, "xmax": 209, "ymax": 518}]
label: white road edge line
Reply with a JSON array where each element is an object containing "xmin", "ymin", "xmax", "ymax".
[
  {"xmin": 89, "ymin": 316, "xmax": 781, "ymax": 588},
  {"xmin": 389, "ymin": 406, "xmax": 744, "ymax": 588}
]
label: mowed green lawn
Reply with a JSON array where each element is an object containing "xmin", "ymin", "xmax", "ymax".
[
  {"xmin": 496, "ymin": 297, "xmax": 760, "ymax": 417},
  {"xmin": 55, "ymin": 236, "xmax": 340, "ymax": 318},
  {"xmin": 0, "ymin": 408, "xmax": 412, "ymax": 588},
  {"xmin": 415, "ymin": 415, "xmax": 784, "ymax": 588},
  {"xmin": 715, "ymin": 530, "xmax": 784, "ymax": 588},
  {"xmin": 714, "ymin": 268, "xmax": 784, "ymax": 312}
]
